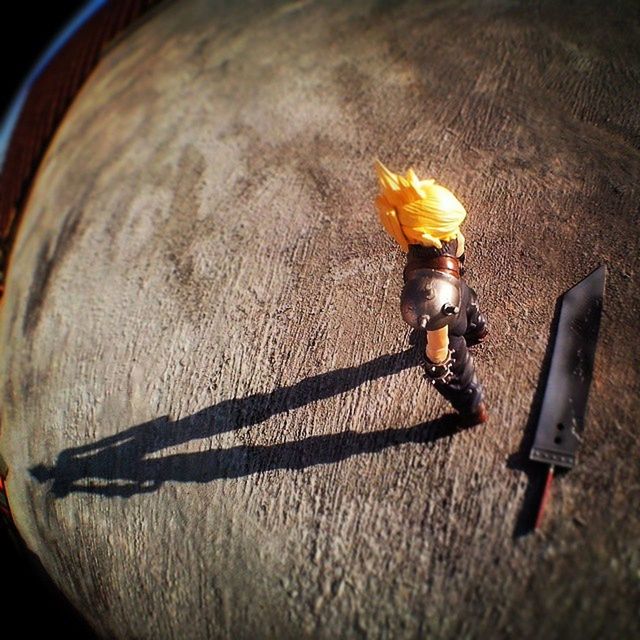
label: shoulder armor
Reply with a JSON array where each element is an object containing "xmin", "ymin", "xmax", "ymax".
[{"xmin": 400, "ymin": 269, "xmax": 461, "ymax": 331}]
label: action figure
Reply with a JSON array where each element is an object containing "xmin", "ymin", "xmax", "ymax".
[{"xmin": 374, "ymin": 161, "xmax": 488, "ymax": 424}]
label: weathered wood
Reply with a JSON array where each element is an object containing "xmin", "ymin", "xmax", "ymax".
[{"xmin": 1, "ymin": 0, "xmax": 639, "ymax": 637}]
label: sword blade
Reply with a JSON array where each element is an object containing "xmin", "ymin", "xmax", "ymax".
[{"xmin": 530, "ymin": 265, "xmax": 606, "ymax": 469}]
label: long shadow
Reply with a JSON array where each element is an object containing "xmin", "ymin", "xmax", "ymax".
[
  {"xmin": 507, "ymin": 297, "xmax": 564, "ymax": 537},
  {"xmin": 30, "ymin": 345, "xmax": 475, "ymax": 498}
]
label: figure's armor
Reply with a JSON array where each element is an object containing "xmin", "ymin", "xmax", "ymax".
[
  {"xmin": 403, "ymin": 240, "xmax": 487, "ymax": 415},
  {"xmin": 401, "ymin": 268, "xmax": 461, "ymax": 331}
]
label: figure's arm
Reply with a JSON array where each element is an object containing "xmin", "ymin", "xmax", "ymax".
[{"xmin": 426, "ymin": 326, "xmax": 449, "ymax": 363}]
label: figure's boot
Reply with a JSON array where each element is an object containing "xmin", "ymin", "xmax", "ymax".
[
  {"xmin": 423, "ymin": 336, "xmax": 488, "ymax": 424},
  {"xmin": 458, "ymin": 401, "xmax": 489, "ymax": 426}
]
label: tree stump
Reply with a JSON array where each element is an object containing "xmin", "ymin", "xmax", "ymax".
[{"xmin": 1, "ymin": 0, "xmax": 639, "ymax": 637}]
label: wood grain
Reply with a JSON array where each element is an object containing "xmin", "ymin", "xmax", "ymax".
[{"xmin": 1, "ymin": 0, "xmax": 639, "ymax": 637}]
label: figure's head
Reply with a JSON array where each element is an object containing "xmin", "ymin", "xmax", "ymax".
[{"xmin": 374, "ymin": 160, "xmax": 467, "ymax": 252}]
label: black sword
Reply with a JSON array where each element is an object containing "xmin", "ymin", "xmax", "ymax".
[{"xmin": 530, "ymin": 265, "xmax": 606, "ymax": 528}]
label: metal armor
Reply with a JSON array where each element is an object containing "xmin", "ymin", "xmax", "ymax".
[{"xmin": 400, "ymin": 268, "xmax": 461, "ymax": 331}]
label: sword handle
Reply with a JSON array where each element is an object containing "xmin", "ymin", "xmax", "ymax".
[{"xmin": 534, "ymin": 465, "xmax": 555, "ymax": 530}]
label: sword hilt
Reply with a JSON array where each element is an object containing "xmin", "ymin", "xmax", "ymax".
[{"xmin": 534, "ymin": 465, "xmax": 555, "ymax": 530}]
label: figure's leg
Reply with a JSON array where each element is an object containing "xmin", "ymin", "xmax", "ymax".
[
  {"xmin": 464, "ymin": 285, "xmax": 488, "ymax": 344},
  {"xmin": 423, "ymin": 335, "xmax": 487, "ymax": 422}
]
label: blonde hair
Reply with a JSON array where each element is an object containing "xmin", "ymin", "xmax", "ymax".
[{"xmin": 374, "ymin": 160, "xmax": 467, "ymax": 252}]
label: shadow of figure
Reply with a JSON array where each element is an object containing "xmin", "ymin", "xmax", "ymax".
[{"xmin": 31, "ymin": 344, "xmax": 477, "ymax": 498}]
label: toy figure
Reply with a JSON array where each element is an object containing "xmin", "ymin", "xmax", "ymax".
[{"xmin": 375, "ymin": 161, "xmax": 488, "ymax": 424}]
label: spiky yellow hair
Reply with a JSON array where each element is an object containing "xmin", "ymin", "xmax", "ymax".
[{"xmin": 374, "ymin": 160, "xmax": 467, "ymax": 251}]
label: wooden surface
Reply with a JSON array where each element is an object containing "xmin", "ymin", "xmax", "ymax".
[{"xmin": 2, "ymin": 0, "xmax": 639, "ymax": 637}]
